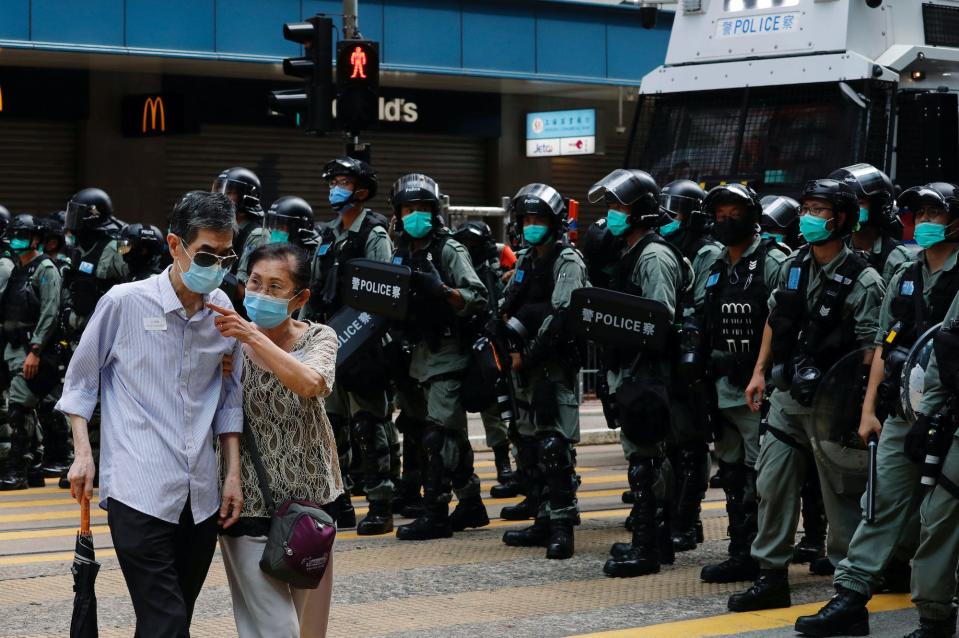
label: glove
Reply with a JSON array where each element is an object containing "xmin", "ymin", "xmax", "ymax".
[
  {"xmin": 904, "ymin": 413, "xmax": 931, "ymax": 464},
  {"xmin": 411, "ymin": 261, "xmax": 446, "ymax": 299}
]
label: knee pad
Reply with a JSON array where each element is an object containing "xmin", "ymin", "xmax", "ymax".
[
  {"xmin": 351, "ymin": 413, "xmax": 379, "ymax": 447},
  {"xmin": 422, "ymin": 426, "xmax": 446, "ymax": 457},
  {"xmin": 626, "ymin": 455, "xmax": 658, "ymax": 491},
  {"xmin": 538, "ymin": 433, "xmax": 573, "ymax": 473},
  {"xmin": 7, "ymin": 405, "xmax": 26, "ymax": 431},
  {"xmin": 720, "ymin": 461, "xmax": 748, "ymax": 493},
  {"xmin": 395, "ymin": 411, "xmax": 422, "ymax": 436}
]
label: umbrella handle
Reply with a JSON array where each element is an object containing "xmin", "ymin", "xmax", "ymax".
[{"xmin": 80, "ymin": 497, "xmax": 91, "ymax": 534}]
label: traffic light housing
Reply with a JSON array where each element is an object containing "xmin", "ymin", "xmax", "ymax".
[
  {"xmin": 270, "ymin": 15, "xmax": 333, "ymax": 133},
  {"xmin": 336, "ymin": 40, "xmax": 379, "ymax": 134}
]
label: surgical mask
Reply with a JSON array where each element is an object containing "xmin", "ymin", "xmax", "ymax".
[
  {"xmin": 762, "ymin": 231, "xmax": 785, "ymax": 243},
  {"xmin": 243, "ymin": 290, "xmax": 294, "ymax": 329},
  {"xmin": 799, "ymin": 214, "xmax": 833, "ymax": 244},
  {"xmin": 858, "ymin": 206, "xmax": 870, "ymax": 224},
  {"xmin": 606, "ymin": 210, "xmax": 631, "ymax": 237},
  {"xmin": 269, "ymin": 229, "xmax": 289, "ymax": 244},
  {"xmin": 914, "ymin": 222, "xmax": 949, "ymax": 249},
  {"xmin": 523, "ymin": 224, "xmax": 550, "ymax": 245},
  {"xmin": 659, "ymin": 219, "xmax": 681, "ymax": 238},
  {"xmin": 713, "ymin": 216, "xmax": 755, "ymax": 246},
  {"xmin": 329, "ymin": 185, "xmax": 354, "ymax": 212},
  {"xmin": 65, "ymin": 234, "xmax": 75, "ymax": 247},
  {"xmin": 10, "ymin": 238, "xmax": 31, "ymax": 252},
  {"xmin": 402, "ymin": 211, "xmax": 433, "ymax": 239},
  {"xmin": 178, "ymin": 252, "xmax": 227, "ymax": 295}
]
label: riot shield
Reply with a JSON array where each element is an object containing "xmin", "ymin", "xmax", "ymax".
[
  {"xmin": 326, "ymin": 306, "xmax": 389, "ymax": 369},
  {"xmin": 810, "ymin": 347, "xmax": 873, "ymax": 477},
  {"xmin": 900, "ymin": 323, "xmax": 942, "ymax": 426},
  {"xmin": 341, "ymin": 258, "xmax": 411, "ymax": 320},
  {"xmin": 568, "ymin": 288, "xmax": 672, "ymax": 353}
]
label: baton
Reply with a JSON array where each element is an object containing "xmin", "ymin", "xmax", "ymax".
[{"xmin": 866, "ymin": 432, "xmax": 878, "ymax": 524}]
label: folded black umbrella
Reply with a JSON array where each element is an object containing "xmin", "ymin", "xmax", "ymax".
[{"xmin": 70, "ymin": 499, "xmax": 99, "ymax": 638}]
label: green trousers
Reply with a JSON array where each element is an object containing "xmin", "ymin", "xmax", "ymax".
[
  {"xmin": 325, "ymin": 383, "xmax": 394, "ymax": 501},
  {"xmin": 714, "ymin": 405, "xmax": 761, "ymax": 468}
]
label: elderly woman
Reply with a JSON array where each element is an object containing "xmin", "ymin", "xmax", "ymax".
[{"xmin": 210, "ymin": 242, "xmax": 341, "ymax": 638}]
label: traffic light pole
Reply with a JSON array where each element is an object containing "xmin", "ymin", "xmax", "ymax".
[{"xmin": 343, "ymin": 0, "xmax": 360, "ymax": 39}]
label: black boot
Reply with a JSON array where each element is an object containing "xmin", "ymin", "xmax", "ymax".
[
  {"xmin": 26, "ymin": 462, "xmax": 45, "ymax": 488},
  {"xmin": 658, "ymin": 503, "xmax": 675, "ymax": 566},
  {"xmin": 0, "ymin": 410, "xmax": 29, "ymax": 491},
  {"xmin": 672, "ymin": 445, "xmax": 708, "ymax": 552},
  {"xmin": 794, "ymin": 586, "xmax": 869, "ymax": 637},
  {"xmin": 701, "ymin": 463, "xmax": 759, "ymax": 583},
  {"xmin": 392, "ymin": 479, "xmax": 426, "ymax": 519},
  {"xmin": 728, "ymin": 569, "xmax": 791, "ymax": 612},
  {"xmin": 490, "ymin": 444, "xmax": 521, "ymax": 498},
  {"xmin": 449, "ymin": 495, "xmax": 490, "ymax": 532},
  {"xmin": 604, "ymin": 457, "xmax": 661, "ymax": 577},
  {"xmin": 810, "ymin": 556, "xmax": 836, "ymax": 576},
  {"xmin": 500, "ymin": 436, "xmax": 540, "ymax": 520},
  {"xmin": 904, "ymin": 613, "xmax": 958, "ymax": 638},
  {"xmin": 622, "ymin": 490, "xmax": 635, "ymax": 504},
  {"xmin": 0, "ymin": 463, "xmax": 27, "ymax": 491},
  {"xmin": 794, "ymin": 470, "xmax": 827, "ymax": 564},
  {"xmin": 397, "ymin": 426, "xmax": 454, "ymax": 541},
  {"xmin": 546, "ymin": 520, "xmax": 574, "ymax": 559},
  {"xmin": 334, "ymin": 492, "xmax": 356, "ymax": 528},
  {"xmin": 396, "ymin": 504, "xmax": 453, "ymax": 541},
  {"xmin": 503, "ymin": 517, "xmax": 550, "ymax": 547},
  {"xmin": 356, "ymin": 500, "xmax": 393, "ymax": 536}
]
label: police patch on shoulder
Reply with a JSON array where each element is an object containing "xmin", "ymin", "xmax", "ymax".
[
  {"xmin": 318, "ymin": 243, "xmax": 331, "ymax": 256},
  {"xmin": 705, "ymin": 272, "xmax": 720, "ymax": 288},
  {"xmin": 515, "ymin": 270, "xmax": 525, "ymax": 283},
  {"xmin": 901, "ymin": 280, "xmax": 915, "ymax": 295},
  {"xmin": 787, "ymin": 267, "xmax": 801, "ymax": 290},
  {"xmin": 392, "ymin": 256, "xmax": 403, "ymax": 265}
]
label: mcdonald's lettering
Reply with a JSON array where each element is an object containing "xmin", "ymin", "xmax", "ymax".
[{"xmin": 142, "ymin": 96, "xmax": 165, "ymax": 133}]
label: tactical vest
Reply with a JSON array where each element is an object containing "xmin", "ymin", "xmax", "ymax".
[
  {"xmin": 870, "ymin": 235, "xmax": 900, "ymax": 273},
  {"xmin": 888, "ymin": 257, "xmax": 959, "ymax": 345},
  {"xmin": 768, "ymin": 246, "xmax": 869, "ymax": 372},
  {"xmin": 671, "ymin": 228, "xmax": 712, "ymax": 264},
  {"xmin": 393, "ymin": 230, "xmax": 463, "ymax": 350},
  {"xmin": 312, "ymin": 210, "xmax": 388, "ymax": 320},
  {"xmin": 2, "ymin": 255, "xmax": 53, "ymax": 336},
  {"xmin": 68, "ymin": 238, "xmax": 111, "ymax": 317},
  {"xmin": 501, "ymin": 242, "xmax": 564, "ymax": 325},
  {"xmin": 704, "ymin": 239, "xmax": 776, "ymax": 385}
]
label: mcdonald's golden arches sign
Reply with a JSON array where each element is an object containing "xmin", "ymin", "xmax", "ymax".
[{"xmin": 121, "ymin": 93, "xmax": 186, "ymax": 137}]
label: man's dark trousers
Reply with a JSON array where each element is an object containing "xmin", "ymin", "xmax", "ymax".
[{"xmin": 108, "ymin": 497, "xmax": 218, "ymax": 637}]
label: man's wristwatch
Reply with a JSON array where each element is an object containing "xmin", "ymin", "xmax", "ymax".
[{"xmin": 29, "ymin": 344, "xmax": 41, "ymax": 356}]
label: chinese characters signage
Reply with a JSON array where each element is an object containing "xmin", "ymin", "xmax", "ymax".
[{"xmin": 526, "ymin": 108, "xmax": 596, "ymax": 158}]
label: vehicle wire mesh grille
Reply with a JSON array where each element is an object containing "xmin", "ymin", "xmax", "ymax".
[{"xmin": 923, "ymin": 3, "xmax": 959, "ymax": 48}]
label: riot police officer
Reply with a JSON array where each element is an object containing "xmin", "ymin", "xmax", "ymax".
[
  {"xmin": 264, "ymin": 197, "xmax": 319, "ymax": 250},
  {"xmin": 795, "ymin": 182, "xmax": 959, "ymax": 637},
  {"xmin": 830, "ymin": 163, "xmax": 913, "ymax": 282},
  {"xmin": 451, "ymin": 220, "xmax": 518, "ymax": 497},
  {"xmin": 300, "ymin": 157, "xmax": 396, "ymax": 533},
  {"xmin": 727, "ymin": 178, "xmax": 885, "ymax": 612},
  {"xmin": 498, "ymin": 184, "xmax": 588, "ymax": 559},
  {"xmin": 118, "ymin": 223, "xmax": 166, "ymax": 281},
  {"xmin": 759, "ymin": 195, "xmax": 801, "ymax": 249},
  {"xmin": 687, "ymin": 184, "xmax": 790, "ymax": 584},
  {"xmin": 213, "ymin": 167, "xmax": 264, "ymax": 300},
  {"xmin": 0, "ymin": 215, "xmax": 62, "ymax": 489},
  {"xmin": 389, "ymin": 173, "xmax": 490, "ymax": 541},
  {"xmin": 583, "ymin": 169, "xmax": 688, "ymax": 576},
  {"xmin": 658, "ymin": 179, "xmax": 722, "ymax": 552}
]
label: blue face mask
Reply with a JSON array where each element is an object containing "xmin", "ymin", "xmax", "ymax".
[
  {"xmin": 606, "ymin": 210, "xmax": 631, "ymax": 237},
  {"xmin": 243, "ymin": 290, "xmax": 294, "ymax": 329},
  {"xmin": 761, "ymin": 231, "xmax": 785, "ymax": 243},
  {"xmin": 402, "ymin": 211, "xmax": 433, "ymax": 239},
  {"xmin": 179, "ymin": 249, "xmax": 228, "ymax": 295},
  {"xmin": 329, "ymin": 185, "xmax": 354, "ymax": 211},
  {"xmin": 659, "ymin": 219, "xmax": 681, "ymax": 238},
  {"xmin": 858, "ymin": 206, "xmax": 869, "ymax": 224},
  {"xmin": 269, "ymin": 229, "xmax": 289, "ymax": 244},
  {"xmin": 799, "ymin": 214, "xmax": 833, "ymax": 244},
  {"xmin": 523, "ymin": 224, "xmax": 550, "ymax": 245},
  {"xmin": 9, "ymin": 238, "xmax": 31, "ymax": 252},
  {"xmin": 914, "ymin": 222, "xmax": 949, "ymax": 249},
  {"xmin": 65, "ymin": 234, "xmax": 75, "ymax": 247}
]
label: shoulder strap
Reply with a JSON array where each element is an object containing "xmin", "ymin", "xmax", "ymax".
[{"xmin": 242, "ymin": 418, "xmax": 276, "ymax": 515}]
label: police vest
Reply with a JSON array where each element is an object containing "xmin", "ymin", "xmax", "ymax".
[
  {"xmin": 393, "ymin": 230, "xmax": 463, "ymax": 350},
  {"xmin": 704, "ymin": 239, "xmax": 777, "ymax": 384},
  {"xmin": 501, "ymin": 242, "xmax": 566, "ymax": 325},
  {"xmin": 869, "ymin": 235, "xmax": 900, "ymax": 273},
  {"xmin": 768, "ymin": 246, "xmax": 869, "ymax": 372},
  {"xmin": 2, "ymin": 255, "xmax": 53, "ymax": 331},
  {"xmin": 888, "ymin": 257, "xmax": 959, "ymax": 344},
  {"xmin": 68, "ymin": 238, "xmax": 112, "ymax": 317},
  {"xmin": 312, "ymin": 210, "xmax": 388, "ymax": 320},
  {"xmin": 671, "ymin": 227, "xmax": 712, "ymax": 264}
]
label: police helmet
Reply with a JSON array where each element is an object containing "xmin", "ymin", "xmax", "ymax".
[
  {"xmin": 897, "ymin": 182, "xmax": 959, "ymax": 220},
  {"xmin": 9, "ymin": 214, "xmax": 44, "ymax": 245},
  {"xmin": 828, "ymin": 163, "xmax": 896, "ymax": 229},
  {"xmin": 510, "ymin": 183, "xmax": 567, "ymax": 229},
  {"xmin": 702, "ymin": 183, "xmax": 763, "ymax": 223},
  {"xmin": 759, "ymin": 195, "xmax": 800, "ymax": 246},
  {"xmin": 42, "ymin": 212, "xmax": 66, "ymax": 248},
  {"xmin": 119, "ymin": 223, "xmax": 166, "ymax": 259},
  {"xmin": 265, "ymin": 196, "xmax": 316, "ymax": 248},
  {"xmin": 452, "ymin": 220, "xmax": 498, "ymax": 264},
  {"xmin": 0, "ymin": 205, "xmax": 10, "ymax": 238},
  {"xmin": 578, "ymin": 218, "xmax": 617, "ymax": 287},
  {"xmin": 660, "ymin": 179, "xmax": 708, "ymax": 230},
  {"xmin": 66, "ymin": 188, "xmax": 114, "ymax": 232},
  {"xmin": 389, "ymin": 173, "xmax": 443, "ymax": 234},
  {"xmin": 588, "ymin": 169, "xmax": 667, "ymax": 227},
  {"xmin": 322, "ymin": 157, "xmax": 378, "ymax": 199},
  {"xmin": 213, "ymin": 167, "xmax": 262, "ymax": 217},
  {"xmin": 800, "ymin": 178, "xmax": 860, "ymax": 236}
]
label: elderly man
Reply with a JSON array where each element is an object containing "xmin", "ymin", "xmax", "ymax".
[{"xmin": 60, "ymin": 191, "xmax": 244, "ymax": 638}]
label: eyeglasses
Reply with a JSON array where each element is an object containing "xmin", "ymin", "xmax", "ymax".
[
  {"xmin": 179, "ymin": 237, "xmax": 237, "ymax": 270},
  {"xmin": 800, "ymin": 206, "xmax": 834, "ymax": 217},
  {"xmin": 246, "ymin": 275, "xmax": 299, "ymax": 299},
  {"xmin": 329, "ymin": 177, "xmax": 355, "ymax": 188}
]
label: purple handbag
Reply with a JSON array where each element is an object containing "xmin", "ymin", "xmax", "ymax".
[{"xmin": 244, "ymin": 424, "xmax": 336, "ymax": 589}]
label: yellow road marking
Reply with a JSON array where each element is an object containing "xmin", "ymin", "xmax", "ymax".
[
  {"xmin": 0, "ymin": 524, "xmax": 111, "ymax": 542},
  {"xmin": 569, "ymin": 594, "xmax": 912, "ymax": 637},
  {"xmin": 0, "ymin": 548, "xmax": 117, "ymax": 566},
  {"xmin": 0, "ymin": 498, "xmax": 80, "ymax": 509},
  {"xmin": 0, "ymin": 508, "xmax": 106, "ymax": 524}
]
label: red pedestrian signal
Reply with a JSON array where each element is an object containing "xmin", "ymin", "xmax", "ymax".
[
  {"xmin": 350, "ymin": 46, "xmax": 368, "ymax": 79},
  {"xmin": 336, "ymin": 40, "xmax": 380, "ymax": 134}
]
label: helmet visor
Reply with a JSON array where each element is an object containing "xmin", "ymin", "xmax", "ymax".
[
  {"xmin": 839, "ymin": 163, "xmax": 888, "ymax": 198},
  {"xmin": 760, "ymin": 196, "xmax": 800, "ymax": 229},
  {"xmin": 512, "ymin": 184, "xmax": 564, "ymax": 218},
  {"xmin": 659, "ymin": 193, "xmax": 701, "ymax": 217},
  {"xmin": 588, "ymin": 169, "xmax": 643, "ymax": 205},
  {"xmin": 898, "ymin": 186, "xmax": 948, "ymax": 216},
  {"xmin": 391, "ymin": 174, "xmax": 440, "ymax": 209},
  {"xmin": 65, "ymin": 200, "xmax": 96, "ymax": 232}
]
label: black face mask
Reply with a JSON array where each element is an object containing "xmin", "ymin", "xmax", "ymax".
[{"xmin": 713, "ymin": 216, "xmax": 755, "ymax": 246}]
